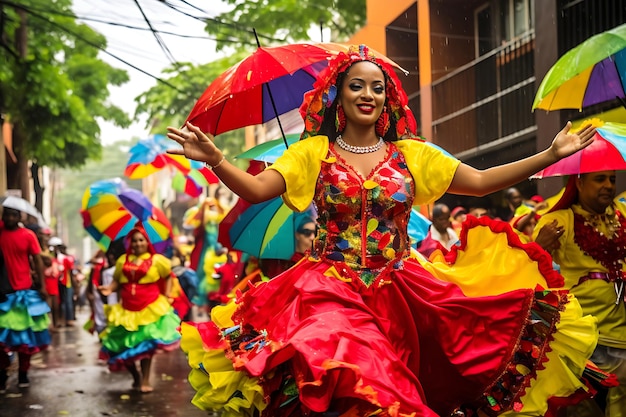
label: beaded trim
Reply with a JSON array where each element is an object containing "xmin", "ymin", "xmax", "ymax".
[{"xmin": 335, "ymin": 135, "xmax": 384, "ymax": 154}]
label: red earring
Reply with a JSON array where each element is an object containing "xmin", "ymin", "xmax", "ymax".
[
  {"xmin": 336, "ymin": 104, "xmax": 346, "ymax": 132},
  {"xmin": 376, "ymin": 106, "xmax": 390, "ymax": 136}
]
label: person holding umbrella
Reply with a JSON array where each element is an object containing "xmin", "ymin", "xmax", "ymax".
[
  {"xmin": 0, "ymin": 207, "xmax": 50, "ymax": 392},
  {"xmin": 168, "ymin": 45, "xmax": 598, "ymax": 416},
  {"xmin": 534, "ymin": 171, "xmax": 626, "ymax": 416}
]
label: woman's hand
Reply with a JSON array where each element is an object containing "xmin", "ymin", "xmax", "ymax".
[
  {"xmin": 550, "ymin": 122, "xmax": 596, "ymax": 161},
  {"xmin": 167, "ymin": 122, "xmax": 224, "ymax": 166}
]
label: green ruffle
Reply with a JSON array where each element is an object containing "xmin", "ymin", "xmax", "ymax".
[
  {"xmin": 0, "ymin": 305, "xmax": 50, "ymax": 331},
  {"xmin": 101, "ymin": 310, "xmax": 181, "ymax": 353}
]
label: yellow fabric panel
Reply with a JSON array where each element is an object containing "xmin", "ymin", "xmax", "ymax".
[
  {"xmin": 104, "ymin": 294, "xmax": 173, "ymax": 331},
  {"xmin": 113, "ymin": 253, "xmax": 171, "ymax": 284},
  {"xmin": 420, "ymin": 225, "xmax": 551, "ymax": 297}
]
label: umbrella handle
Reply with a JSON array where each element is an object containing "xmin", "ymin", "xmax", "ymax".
[{"xmin": 253, "ymin": 28, "xmax": 290, "ymax": 150}]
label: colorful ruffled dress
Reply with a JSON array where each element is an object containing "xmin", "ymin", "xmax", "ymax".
[
  {"xmin": 99, "ymin": 252, "xmax": 181, "ymax": 370},
  {"xmin": 181, "ymin": 136, "xmax": 599, "ymax": 417},
  {"xmin": 0, "ymin": 226, "xmax": 50, "ymax": 357}
]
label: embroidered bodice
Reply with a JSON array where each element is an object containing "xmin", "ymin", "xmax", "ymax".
[{"xmin": 312, "ymin": 143, "xmax": 415, "ymax": 287}]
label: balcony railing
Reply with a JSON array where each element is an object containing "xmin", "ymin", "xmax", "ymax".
[{"xmin": 430, "ymin": 31, "xmax": 536, "ymax": 156}]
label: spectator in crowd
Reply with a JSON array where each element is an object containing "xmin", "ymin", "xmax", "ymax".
[
  {"xmin": 0, "ymin": 207, "xmax": 50, "ymax": 392},
  {"xmin": 417, "ymin": 203, "xmax": 459, "ymax": 257},
  {"xmin": 534, "ymin": 171, "xmax": 626, "ymax": 415}
]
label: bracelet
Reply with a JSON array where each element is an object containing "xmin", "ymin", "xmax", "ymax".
[{"xmin": 207, "ymin": 155, "xmax": 226, "ymax": 170}]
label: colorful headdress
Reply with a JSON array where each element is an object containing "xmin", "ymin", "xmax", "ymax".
[{"xmin": 299, "ymin": 44, "xmax": 417, "ymax": 140}]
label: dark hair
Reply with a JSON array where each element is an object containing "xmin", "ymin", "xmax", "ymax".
[{"xmin": 318, "ymin": 62, "xmax": 399, "ymax": 143}]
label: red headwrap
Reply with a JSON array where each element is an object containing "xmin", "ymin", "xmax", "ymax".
[
  {"xmin": 548, "ymin": 176, "xmax": 578, "ymax": 213},
  {"xmin": 125, "ymin": 222, "xmax": 156, "ymax": 256},
  {"xmin": 299, "ymin": 44, "xmax": 417, "ymax": 140}
]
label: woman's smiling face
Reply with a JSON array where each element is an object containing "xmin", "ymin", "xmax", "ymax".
[
  {"xmin": 338, "ymin": 61, "xmax": 386, "ymax": 129},
  {"xmin": 130, "ymin": 231, "xmax": 149, "ymax": 255}
]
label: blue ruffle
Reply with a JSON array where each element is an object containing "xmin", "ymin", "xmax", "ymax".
[
  {"xmin": 0, "ymin": 289, "xmax": 51, "ymax": 316},
  {"xmin": 102, "ymin": 338, "xmax": 177, "ymax": 364},
  {"xmin": 0, "ymin": 327, "xmax": 51, "ymax": 349}
]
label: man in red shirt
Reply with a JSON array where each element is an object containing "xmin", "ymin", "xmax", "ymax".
[{"xmin": 0, "ymin": 207, "xmax": 50, "ymax": 393}]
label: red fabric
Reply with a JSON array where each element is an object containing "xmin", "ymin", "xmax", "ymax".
[
  {"xmin": 198, "ymin": 256, "xmax": 542, "ymax": 416},
  {"xmin": 44, "ymin": 257, "xmax": 60, "ymax": 296},
  {"xmin": 208, "ymin": 262, "xmax": 239, "ymax": 304},
  {"xmin": 120, "ymin": 281, "xmax": 161, "ymax": 311},
  {"xmin": 0, "ymin": 227, "xmax": 41, "ymax": 290},
  {"xmin": 58, "ymin": 254, "xmax": 74, "ymax": 287},
  {"xmin": 416, "ymin": 231, "xmax": 448, "ymax": 258},
  {"xmin": 171, "ymin": 286, "xmax": 192, "ymax": 320}
]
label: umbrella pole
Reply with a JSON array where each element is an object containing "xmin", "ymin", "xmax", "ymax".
[{"xmin": 253, "ymin": 28, "xmax": 290, "ymax": 149}]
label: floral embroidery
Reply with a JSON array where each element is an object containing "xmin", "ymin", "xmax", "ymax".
[{"xmin": 312, "ymin": 143, "xmax": 414, "ymax": 289}]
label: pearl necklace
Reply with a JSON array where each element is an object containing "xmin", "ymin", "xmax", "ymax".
[{"xmin": 335, "ymin": 135, "xmax": 384, "ymax": 154}]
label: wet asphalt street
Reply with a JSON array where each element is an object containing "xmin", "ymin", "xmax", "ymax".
[{"xmin": 0, "ymin": 310, "xmax": 210, "ymax": 417}]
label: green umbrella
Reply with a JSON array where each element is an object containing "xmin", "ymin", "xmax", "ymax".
[
  {"xmin": 533, "ymin": 23, "xmax": 626, "ymax": 111},
  {"xmin": 235, "ymin": 134, "xmax": 300, "ymax": 163}
]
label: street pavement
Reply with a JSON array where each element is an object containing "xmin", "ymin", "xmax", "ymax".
[{"xmin": 0, "ymin": 309, "xmax": 211, "ymax": 417}]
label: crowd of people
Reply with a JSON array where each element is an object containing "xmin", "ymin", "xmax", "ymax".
[{"xmin": 0, "ymin": 42, "xmax": 624, "ymax": 417}]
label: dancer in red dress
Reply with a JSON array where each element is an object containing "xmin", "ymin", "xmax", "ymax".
[{"xmin": 168, "ymin": 45, "xmax": 600, "ymax": 416}]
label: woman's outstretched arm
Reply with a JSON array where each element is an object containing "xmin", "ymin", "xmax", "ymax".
[
  {"xmin": 167, "ymin": 122, "xmax": 286, "ymax": 203},
  {"xmin": 447, "ymin": 122, "xmax": 595, "ymax": 196}
]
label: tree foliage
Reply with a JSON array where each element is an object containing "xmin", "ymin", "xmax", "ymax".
[
  {"xmin": 0, "ymin": 0, "xmax": 131, "ymax": 172},
  {"xmin": 206, "ymin": 0, "xmax": 367, "ymax": 51},
  {"xmin": 134, "ymin": 53, "xmax": 251, "ymax": 167}
]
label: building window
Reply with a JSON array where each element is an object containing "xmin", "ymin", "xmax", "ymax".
[
  {"xmin": 501, "ymin": 0, "xmax": 534, "ymax": 41},
  {"xmin": 475, "ymin": 4, "xmax": 493, "ymax": 57}
]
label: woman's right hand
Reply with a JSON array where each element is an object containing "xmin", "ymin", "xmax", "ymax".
[{"xmin": 167, "ymin": 122, "xmax": 224, "ymax": 167}]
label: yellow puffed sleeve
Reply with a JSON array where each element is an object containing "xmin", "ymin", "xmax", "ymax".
[
  {"xmin": 113, "ymin": 255, "xmax": 126, "ymax": 282},
  {"xmin": 395, "ymin": 139, "xmax": 461, "ymax": 205},
  {"xmin": 265, "ymin": 135, "xmax": 329, "ymax": 212},
  {"xmin": 152, "ymin": 254, "xmax": 172, "ymax": 279}
]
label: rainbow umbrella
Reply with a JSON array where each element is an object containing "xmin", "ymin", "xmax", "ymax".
[
  {"xmin": 81, "ymin": 178, "xmax": 174, "ymax": 253},
  {"xmin": 171, "ymin": 167, "xmax": 219, "ymax": 198},
  {"xmin": 124, "ymin": 134, "xmax": 217, "ymax": 178},
  {"xmin": 531, "ymin": 121, "xmax": 626, "ymax": 178},
  {"xmin": 533, "ymin": 23, "xmax": 626, "ymax": 111}
]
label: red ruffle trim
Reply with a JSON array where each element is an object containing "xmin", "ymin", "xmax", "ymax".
[
  {"xmin": 445, "ymin": 215, "xmax": 564, "ymax": 288},
  {"xmin": 454, "ymin": 289, "xmax": 568, "ymax": 416}
]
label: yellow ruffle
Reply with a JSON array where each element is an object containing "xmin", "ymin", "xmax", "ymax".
[
  {"xmin": 104, "ymin": 295, "xmax": 174, "ymax": 331},
  {"xmin": 181, "ymin": 321, "xmax": 267, "ymax": 417},
  {"xmin": 503, "ymin": 294, "xmax": 598, "ymax": 416},
  {"xmin": 418, "ymin": 224, "xmax": 552, "ymax": 296}
]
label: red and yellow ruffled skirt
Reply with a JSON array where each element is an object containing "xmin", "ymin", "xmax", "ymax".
[{"xmin": 181, "ymin": 217, "xmax": 599, "ymax": 417}]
